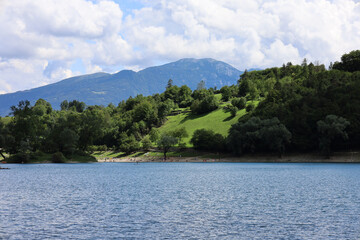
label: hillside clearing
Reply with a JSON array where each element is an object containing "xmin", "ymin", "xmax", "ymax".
[{"xmin": 158, "ymin": 107, "xmax": 246, "ymax": 146}]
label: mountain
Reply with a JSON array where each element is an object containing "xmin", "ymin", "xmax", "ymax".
[{"xmin": 0, "ymin": 58, "xmax": 242, "ymax": 116}]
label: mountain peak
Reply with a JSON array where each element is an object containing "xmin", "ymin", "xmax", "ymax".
[{"xmin": 0, "ymin": 58, "xmax": 242, "ymax": 116}]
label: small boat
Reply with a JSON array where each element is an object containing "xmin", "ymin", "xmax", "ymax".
[{"xmin": 0, "ymin": 166, "xmax": 10, "ymax": 170}]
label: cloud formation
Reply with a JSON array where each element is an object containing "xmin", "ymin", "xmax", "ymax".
[{"xmin": 0, "ymin": 0, "xmax": 359, "ymax": 93}]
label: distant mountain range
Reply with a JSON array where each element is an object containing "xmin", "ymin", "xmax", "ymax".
[{"xmin": 0, "ymin": 58, "xmax": 245, "ymax": 116}]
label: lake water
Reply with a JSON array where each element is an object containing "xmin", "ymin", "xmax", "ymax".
[{"xmin": 1, "ymin": 163, "xmax": 360, "ymax": 239}]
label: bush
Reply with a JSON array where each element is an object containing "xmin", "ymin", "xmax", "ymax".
[
  {"xmin": 7, "ymin": 153, "xmax": 32, "ymax": 163},
  {"xmin": 229, "ymin": 106, "xmax": 238, "ymax": 117},
  {"xmin": 190, "ymin": 129, "xmax": 225, "ymax": 152},
  {"xmin": 191, "ymin": 95, "xmax": 219, "ymax": 114},
  {"xmin": 88, "ymin": 145, "xmax": 108, "ymax": 152},
  {"xmin": 141, "ymin": 136, "xmax": 152, "ymax": 151},
  {"xmin": 231, "ymin": 97, "xmax": 246, "ymax": 109},
  {"xmin": 52, "ymin": 152, "xmax": 66, "ymax": 163},
  {"xmin": 119, "ymin": 135, "xmax": 140, "ymax": 154},
  {"xmin": 246, "ymin": 103, "xmax": 255, "ymax": 112}
]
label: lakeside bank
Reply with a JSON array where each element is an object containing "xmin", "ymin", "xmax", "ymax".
[{"xmin": 97, "ymin": 151, "xmax": 360, "ymax": 163}]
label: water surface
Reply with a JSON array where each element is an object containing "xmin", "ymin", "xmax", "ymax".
[{"xmin": 1, "ymin": 163, "xmax": 360, "ymax": 239}]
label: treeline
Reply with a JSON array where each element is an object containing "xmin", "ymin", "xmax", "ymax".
[
  {"xmin": 0, "ymin": 82, "xmax": 223, "ymax": 162},
  {"xmin": 240, "ymin": 50, "xmax": 360, "ymax": 157},
  {"xmin": 0, "ymin": 50, "xmax": 359, "ymax": 161}
]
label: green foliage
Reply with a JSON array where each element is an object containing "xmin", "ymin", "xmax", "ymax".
[
  {"xmin": 333, "ymin": 50, "xmax": 360, "ymax": 73},
  {"xmin": 59, "ymin": 128, "xmax": 79, "ymax": 156},
  {"xmin": 246, "ymin": 103, "xmax": 255, "ymax": 112},
  {"xmin": 60, "ymin": 100, "xmax": 86, "ymax": 112},
  {"xmin": 166, "ymin": 79, "xmax": 173, "ymax": 89},
  {"xmin": 220, "ymin": 85, "xmax": 237, "ymax": 101},
  {"xmin": 118, "ymin": 133, "xmax": 140, "ymax": 154},
  {"xmin": 159, "ymin": 107, "xmax": 246, "ymax": 146},
  {"xmin": 191, "ymin": 129, "xmax": 226, "ymax": 152},
  {"xmin": 157, "ymin": 134, "xmax": 178, "ymax": 159},
  {"xmin": 228, "ymin": 117, "xmax": 291, "ymax": 157},
  {"xmin": 141, "ymin": 136, "xmax": 152, "ymax": 150},
  {"xmin": 229, "ymin": 106, "xmax": 238, "ymax": 117},
  {"xmin": 231, "ymin": 97, "xmax": 246, "ymax": 109},
  {"xmin": 190, "ymin": 94, "xmax": 219, "ymax": 114},
  {"xmin": 52, "ymin": 152, "xmax": 66, "ymax": 163},
  {"xmin": 3, "ymin": 50, "xmax": 360, "ymax": 161},
  {"xmin": 317, "ymin": 115, "xmax": 350, "ymax": 158},
  {"xmin": 197, "ymin": 80, "xmax": 206, "ymax": 90},
  {"xmin": 168, "ymin": 127, "xmax": 188, "ymax": 146},
  {"xmin": 149, "ymin": 128, "xmax": 160, "ymax": 143}
]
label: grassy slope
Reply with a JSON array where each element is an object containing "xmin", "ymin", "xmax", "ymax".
[
  {"xmin": 158, "ymin": 107, "xmax": 247, "ymax": 146},
  {"xmin": 158, "ymin": 94, "xmax": 260, "ymax": 146}
]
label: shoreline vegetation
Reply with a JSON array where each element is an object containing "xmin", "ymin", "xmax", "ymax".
[
  {"xmin": 2, "ymin": 149, "xmax": 360, "ymax": 164},
  {"xmin": 1, "ymin": 50, "xmax": 360, "ymax": 164},
  {"xmin": 96, "ymin": 151, "xmax": 360, "ymax": 163}
]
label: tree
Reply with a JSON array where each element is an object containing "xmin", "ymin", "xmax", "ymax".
[
  {"xmin": 220, "ymin": 86, "xmax": 232, "ymax": 101},
  {"xmin": 333, "ymin": 50, "xmax": 360, "ymax": 72},
  {"xmin": 197, "ymin": 80, "xmax": 206, "ymax": 90},
  {"xmin": 68, "ymin": 100, "xmax": 86, "ymax": 112},
  {"xmin": 8, "ymin": 100, "xmax": 36, "ymax": 153},
  {"xmin": 169, "ymin": 127, "xmax": 188, "ymax": 147},
  {"xmin": 157, "ymin": 134, "xmax": 178, "ymax": 160},
  {"xmin": 0, "ymin": 119, "xmax": 8, "ymax": 159},
  {"xmin": 59, "ymin": 128, "xmax": 79, "ymax": 156},
  {"xmin": 166, "ymin": 79, "xmax": 173, "ymax": 89},
  {"xmin": 191, "ymin": 95, "xmax": 218, "ymax": 114},
  {"xmin": 259, "ymin": 118, "xmax": 292, "ymax": 158},
  {"xmin": 301, "ymin": 58, "xmax": 307, "ymax": 67},
  {"xmin": 229, "ymin": 106, "xmax": 238, "ymax": 117},
  {"xmin": 118, "ymin": 133, "xmax": 140, "ymax": 154},
  {"xmin": 238, "ymin": 78, "xmax": 249, "ymax": 97},
  {"xmin": 317, "ymin": 115, "xmax": 350, "ymax": 158},
  {"xmin": 190, "ymin": 129, "xmax": 225, "ymax": 152},
  {"xmin": 149, "ymin": 128, "xmax": 160, "ymax": 143},
  {"xmin": 60, "ymin": 100, "xmax": 69, "ymax": 111},
  {"xmin": 178, "ymin": 85, "xmax": 193, "ymax": 107},
  {"xmin": 141, "ymin": 136, "xmax": 152, "ymax": 151},
  {"xmin": 158, "ymin": 99, "xmax": 175, "ymax": 121},
  {"xmin": 133, "ymin": 100, "xmax": 157, "ymax": 125},
  {"xmin": 78, "ymin": 107, "xmax": 110, "ymax": 151},
  {"xmin": 246, "ymin": 103, "xmax": 255, "ymax": 112},
  {"xmin": 231, "ymin": 97, "xmax": 246, "ymax": 109},
  {"xmin": 227, "ymin": 117, "xmax": 291, "ymax": 157},
  {"xmin": 33, "ymin": 99, "xmax": 52, "ymax": 115}
]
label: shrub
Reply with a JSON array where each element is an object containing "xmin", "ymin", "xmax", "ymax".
[
  {"xmin": 141, "ymin": 136, "xmax": 152, "ymax": 151},
  {"xmin": 246, "ymin": 103, "xmax": 255, "ymax": 112},
  {"xmin": 190, "ymin": 129, "xmax": 225, "ymax": 152},
  {"xmin": 229, "ymin": 106, "xmax": 238, "ymax": 117},
  {"xmin": 191, "ymin": 95, "xmax": 219, "ymax": 114},
  {"xmin": 231, "ymin": 97, "xmax": 246, "ymax": 109},
  {"xmin": 52, "ymin": 152, "xmax": 66, "ymax": 163}
]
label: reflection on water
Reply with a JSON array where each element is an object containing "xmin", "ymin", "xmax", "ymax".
[{"xmin": 1, "ymin": 163, "xmax": 360, "ymax": 239}]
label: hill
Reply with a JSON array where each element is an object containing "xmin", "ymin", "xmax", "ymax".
[{"xmin": 0, "ymin": 58, "xmax": 242, "ymax": 116}]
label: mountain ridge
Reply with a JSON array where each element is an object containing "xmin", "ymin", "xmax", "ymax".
[{"xmin": 0, "ymin": 58, "xmax": 243, "ymax": 116}]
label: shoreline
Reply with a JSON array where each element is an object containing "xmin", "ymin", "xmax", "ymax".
[{"xmin": 97, "ymin": 152, "xmax": 360, "ymax": 163}]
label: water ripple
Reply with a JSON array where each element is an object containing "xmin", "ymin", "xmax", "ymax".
[{"xmin": 1, "ymin": 163, "xmax": 360, "ymax": 239}]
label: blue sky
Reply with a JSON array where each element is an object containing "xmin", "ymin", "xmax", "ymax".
[{"xmin": 0, "ymin": 0, "xmax": 359, "ymax": 94}]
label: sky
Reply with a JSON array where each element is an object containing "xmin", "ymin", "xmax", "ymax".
[{"xmin": 0, "ymin": 0, "xmax": 359, "ymax": 94}]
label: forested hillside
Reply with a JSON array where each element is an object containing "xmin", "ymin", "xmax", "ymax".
[{"xmin": 0, "ymin": 50, "xmax": 359, "ymax": 162}]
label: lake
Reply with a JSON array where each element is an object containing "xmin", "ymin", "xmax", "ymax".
[{"xmin": 1, "ymin": 163, "xmax": 360, "ymax": 239}]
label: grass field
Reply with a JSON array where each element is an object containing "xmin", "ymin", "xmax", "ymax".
[
  {"xmin": 158, "ymin": 107, "xmax": 246, "ymax": 146},
  {"xmin": 157, "ymin": 99, "xmax": 260, "ymax": 146}
]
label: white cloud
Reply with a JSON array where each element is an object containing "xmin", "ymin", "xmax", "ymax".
[
  {"xmin": 0, "ymin": 0, "xmax": 360, "ymax": 93},
  {"xmin": 0, "ymin": 0, "xmax": 128, "ymax": 93}
]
